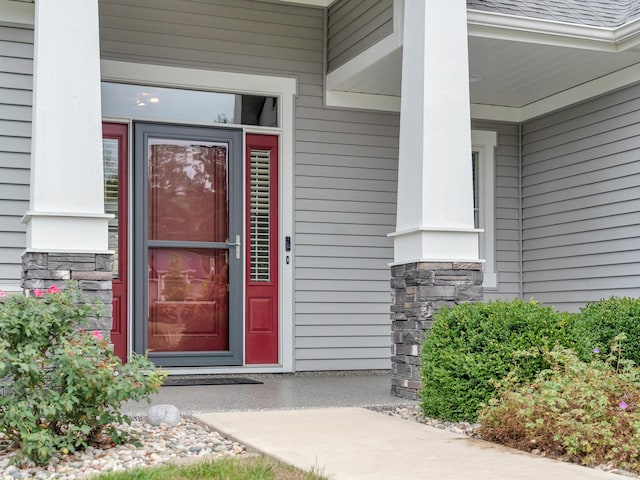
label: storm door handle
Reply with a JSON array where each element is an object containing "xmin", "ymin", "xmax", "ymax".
[{"xmin": 227, "ymin": 235, "xmax": 241, "ymax": 260}]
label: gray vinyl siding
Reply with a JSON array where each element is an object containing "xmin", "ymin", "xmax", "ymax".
[
  {"xmin": 472, "ymin": 120, "xmax": 521, "ymax": 301},
  {"xmin": 521, "ymin": 82, "xmax": 640, "ymax": 312},
  {"xmin": 0, "ymin": 25, "xmax": 32, "ymax": 290},
  {"xmin": 98, "ymin": 0, "xmax": 399, "ymax": 371},
  {"xmin": 327, "ymin": 0, "xmax": 393, "ymax": 73}
]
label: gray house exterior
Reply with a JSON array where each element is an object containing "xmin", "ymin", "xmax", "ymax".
[{"xmin": 1, "ymin": 0, "xmax": 640, "ymax": 398}]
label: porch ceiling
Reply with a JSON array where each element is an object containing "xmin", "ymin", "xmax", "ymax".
[
  {"xmin": 326, "ymin": 3, "xmax": 640, "ymax": 120},
  {"xmin": 469, "ymin": 37, "xmax": 640, "ymax": 108},
  {"xmin": 331, "ymin": 36, "xmax": 640, "ymax": 110}
]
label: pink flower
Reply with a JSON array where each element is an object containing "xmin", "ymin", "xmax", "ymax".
[
  {"xmin": 620, "ymin": 401, "xmax": 628, "ymax": 411},
  {"xmin": 0, "ymin": 289, "xmax": 4, "ymax": 298},
  {"xmin": 47, "ymin": 285, "xmax": 61, "ymax": 294},
  {"xmin": 92, "ymin": 330, "xmax": 103, "ymax": 340},
  {"xmin": 33, "ymin": 289, "xmax": 44, "ymax": 297}
]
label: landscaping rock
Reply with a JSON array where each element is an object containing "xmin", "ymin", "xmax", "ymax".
[
  {"xmin": 147, "ymin": 404, "xmax": 180, "ymax": 426},
  {"xmin": 0, "ymin": 418, "xmax": 245, "ymax": 479}
]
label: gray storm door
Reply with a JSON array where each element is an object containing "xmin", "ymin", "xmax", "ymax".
[{"xmin": 133, "ymin": 123, "xmax": 243, "ymax": 367}]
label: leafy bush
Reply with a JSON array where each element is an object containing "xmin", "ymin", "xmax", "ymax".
[
  {"xmin": 419, "ymin": 300, "xmax": 577, "ymax": 422},
  {"xmin": 576, "ymin": 297, "xmax": 640, "ymax": 364},
  {"xmin": 479, "ymin": 340, "xmax": 640, "ymax": 473},
  {"xmin": 0, "ymin": 286, "xmax": 166, "ymax": 465}
]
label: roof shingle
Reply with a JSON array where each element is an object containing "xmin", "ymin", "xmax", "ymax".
[{"xmin": 467, "ymin": 0, "xmax": 640, "ymax": 27}]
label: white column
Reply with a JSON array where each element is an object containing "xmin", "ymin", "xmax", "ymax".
[
  {"xmin": 390, "ymin": 0, "xmax": 480, "ymax": 264},
  {"xmin": 23, "ymin": 0, "xmax": 110, "ymax": 252}
]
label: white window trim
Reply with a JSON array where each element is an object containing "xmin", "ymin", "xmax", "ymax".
[
  {"xmin": 100, "ymin": 60, "xmax": 297, "ymax": 373},
  {"xmin": 472, "ymin": 130, "xmax": 497, "ymax": 289}
]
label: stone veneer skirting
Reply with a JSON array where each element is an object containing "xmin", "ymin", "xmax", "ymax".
[
  {"xmin": 391, "ymin": 262, "xmax": 483, "ymax": 400},
  {"xmin": 21, "ymin": 252, "xmax": 114, "ymax": 341}
]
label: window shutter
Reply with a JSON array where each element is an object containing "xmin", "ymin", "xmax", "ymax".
[{"xmin": 249, "ymin": 149, "xmax": 271, "ymax": 282}]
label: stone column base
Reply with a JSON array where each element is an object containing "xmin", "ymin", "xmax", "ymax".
[
  {"xmin": 21, "ymin": 252, "xmax": 114, "ymax": 341},
  {"xmin": 390, "ymin": 262, "xmax": 483, "ymax": 400}
]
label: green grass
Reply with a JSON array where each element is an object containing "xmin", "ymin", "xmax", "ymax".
[{"xmin": 90, "ymin": 455, "xmax": 329, "ymax": 480}]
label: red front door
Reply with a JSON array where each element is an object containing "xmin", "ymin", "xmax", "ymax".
[
  {"xmin": 102, "ymin": 123, "xmax": 128, "ymax": 362},
  {"xmin": 101, "ymin": 125, "xmax": 280, "ymax": 366}
]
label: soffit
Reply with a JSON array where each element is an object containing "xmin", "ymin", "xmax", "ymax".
[
  {"xmin": 332, "ymin": 37, "xmax": 640, "ymax": 108},
  {"xmin": 328, "ymin": 6, "xmax": 640, "ymax": 116},
  {"xmin": 468, "ymin": 36, "xmax": 640, "ymax": 108}
]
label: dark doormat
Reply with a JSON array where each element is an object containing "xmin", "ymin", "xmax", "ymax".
[{"xmin": 162, "ymin": 376, "xmax": 263, "ymax": 387}]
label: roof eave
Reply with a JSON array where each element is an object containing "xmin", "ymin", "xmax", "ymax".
[{"xmin": 468, "ymin": 9, "xmax": 640, "ymax": 52}]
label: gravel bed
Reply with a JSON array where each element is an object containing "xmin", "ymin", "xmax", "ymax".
[
  {"xmin": 0, "ymin": 418, "xmax": 245, "ymax": 479},
  {"xmin": 368, "ymin": 404, "xmax": 480, "ymax": 437}
]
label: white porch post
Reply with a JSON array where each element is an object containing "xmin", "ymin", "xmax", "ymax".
[
  {"xmin": 391, "ymin": 0, "xmax": 479, "ymax": 262},
  {"xmin": 21, "ymin": 0, "xmax": 113, "ymax": 339},
  {"xmin": 390, "ymin": 0, "xmax": 483, "ymax": 399},
  {"xmin": 24, "ymin": 0, "xmax": 109, "ymax": 252}
]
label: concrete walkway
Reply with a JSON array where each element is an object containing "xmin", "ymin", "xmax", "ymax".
[{"xmin": 195, "ymin": 407, "xmax": 621, "ymax": 480}]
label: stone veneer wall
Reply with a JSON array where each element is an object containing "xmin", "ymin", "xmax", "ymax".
[
  {"xmin": 21, "ymin": 252, "xmax": 114, "ymax": 341},
  {"xmin": 390, "ymin": 262, "xmax": 483, "ymax": 399}
]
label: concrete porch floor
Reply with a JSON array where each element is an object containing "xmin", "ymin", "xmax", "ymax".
[{"xmin": 122, "ymin": 370, "xmax": 412, "ymax": 416}]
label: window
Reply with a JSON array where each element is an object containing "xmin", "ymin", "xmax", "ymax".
[
  {"xmin": 101, "ymin": 82, "xmax": 278, "ymax": 127},
  {"xmin": 472, "ymin": 130, "xmax": 497, "ymax": 288}
]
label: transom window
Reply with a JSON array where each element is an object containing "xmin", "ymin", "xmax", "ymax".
[{"xmin": 101, "ymin": 82, "xmax": 278, "ymax": 127}]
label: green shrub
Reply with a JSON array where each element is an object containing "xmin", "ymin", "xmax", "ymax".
[
  {"xmin": 576, "ymin": 297, "xmax": 640, "ymax": 364},
  {"xmin": 0, "ymin": 286, "xmax": 166, "ymax": 465},
  {"xmin": 479, "ymin": 341, "xmax": 640, "ymax": 473},
  {"xmin": 419, "ymin": 299, "xmax": 577, "ymax": 422}
]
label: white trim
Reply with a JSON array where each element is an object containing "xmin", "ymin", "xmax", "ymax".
[
  {"xmin": 472, "ymin": 130, "xmax": 497, "ymax": 289},
  {"xmin": 389, "ymin": 258, "xmax": 485, "ymax": 267},
  {"xmin": 390, "ymin": 229, "xmax": 481, "ymax": 264},
  {"xmin": 389, "ymin": 226, "xmax": 483, "ymax": 236},
  {"xmin": 325, "ymin": 91, "xmax": 400, "ymax": 112},
  {"xmin": 471, "ymin": 104, "xmax": 520, "ymax": 122},
  {"xmin": 0, "ymin": 0, "xmax": 34, "ymax": 26},
  {"xmin": 100, "ymin": 60, "xmax": 297, "ymax": 373},
  {"xmin": 102, "ymin": 61, "xmax": 296, "ymax": 98},
  {"xmin": 468, "ymin": 10, "xmax": 640, "ymax": 52},
  {"xmin": 615, "ymin": 17, "xmax": 640, "ymax": 50},
  {"xmin": 22, "ymin": 211, "xmax": 113, "ymax": 221},
  {"xmin": 326, "ymin": 34, "xmax": 401, "ymax": 91},
  {"xmin": 276, "ymin": 0, "xmax": 334, "ymax": 6}
]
